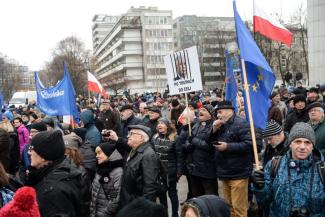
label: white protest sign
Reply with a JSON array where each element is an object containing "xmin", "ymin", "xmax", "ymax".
[{"xmin": 164, "ymin": 46, "xmax": 203, "ymax": 95}]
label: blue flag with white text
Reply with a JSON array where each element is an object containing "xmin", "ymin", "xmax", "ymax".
[
  {"xmin": 225, "ymin": 50, "xmax": 238, "ymax": 112},
  {"xmin": 35, "ymin": 66, "xmax": 78, "ymax": 118},
  {"xmin": 233, "ymin": 1, "xmax": 275, "ymax": 129}
]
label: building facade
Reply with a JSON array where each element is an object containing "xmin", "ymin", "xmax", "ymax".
[
  {"xmin": 173, "ymin": 15, "xmax": 236, "ymax": 90},
  {"xmin": 308, "ymin": 0, "xmax": 325, "ymax": 86},
  {"xmin": 92, "ymin": 7, "xmax": 173, "ymax": 94}
]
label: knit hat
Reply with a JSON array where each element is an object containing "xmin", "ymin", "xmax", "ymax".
[
  {"xmin": 214, "ymin": 100, "xmax": 234, "ymax": 111},
  {"xmin": 31, "ymin": 130, "xmax": 65, "ymax": 161},
  {"xmin": 63, "ymin": 133, "xmax": 82, "ymax": 150},
  {"xmin": 263, "ymin": 120, "xmax": 283, "ymax": 137},
  {"xmin": 288, "ymin": 122, "xmax": 316, "ymax": 146},
  {"xmin": 293, "ymin": 94, "xmax": 306, "ymax": 105},
  {"xmin": 0, "ymin": 186, "xmax": 41, "ymax": 217},
  {"xmin": 148, "ymin": 106, "xmax": 161, "ymax": 115},
  {"xmin": 158, "ymin": 117, "xmax": 171, "ymax": 127},
  {"xmin": 42, "ymin": 117, "xmax": 54, "ymax": 128},
  {"xmin": 202, "ymin": 104, "xmax": 215, "ymax": 116},
  {"xmin": 3, "ymin": 111, "xmax": 14, "ymax": 122},
  {"xmin": 99, "ymin": 142, "xmax": 116, "ymax": 158},
  {"xmin": 30, "ymin": 122, "xmax": 47, "ymax": 132},
  {"xmin": 73, "ymin": 128, "xmax": 87, "ymax": 141}
]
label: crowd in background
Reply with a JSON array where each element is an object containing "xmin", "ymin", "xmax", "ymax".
[{"xmin": 0, "ymin": 82, "xmax": 324, "ymax": 217}]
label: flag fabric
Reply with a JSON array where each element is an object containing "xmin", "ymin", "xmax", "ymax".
[
  {"xmin": 225, "ymin": 50, "xmax": 238, "ymax": 112},
  {"xmin": 253, "ymin": 0, "xmax": 293, "ymax": 47},
  {"xmin": 233, "ymin": 0, "xmax": 275, "ymax": 129},
  {"xmin": 35, "ymin": 66, "xmax": 78, "ymax": 118},
  {"xmin": 87, "ymin": 71, "xmax": 108, "ymax": 97}
]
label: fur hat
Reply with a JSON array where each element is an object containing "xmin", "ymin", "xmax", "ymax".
[
  {"xmin": 293, "ymin": 94, "xmax": 306, "ymax": 105},
  {"xmin": 0, "ymin": 187, "xmax": 41, "ymax": 217}
]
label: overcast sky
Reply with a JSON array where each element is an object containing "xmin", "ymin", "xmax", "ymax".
[{"xmin": 0, "ymin": 0, "xmax": 305, "ymax": 71}]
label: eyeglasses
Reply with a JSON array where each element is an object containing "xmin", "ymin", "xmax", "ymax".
[
  {"xmin": 309, "ymin": 108, "xmax": 323, "ymax": 113},
  {"xmin": 127, "ymin": 132, "xmax": 142, "ymax": 137}
]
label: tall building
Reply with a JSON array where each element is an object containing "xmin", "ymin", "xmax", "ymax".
[
  {"xmin": 92, "ymin": 7, "xmax": 173, "ymax": 94},
  {"xmin": 307, "ymin": 0, "xmax": 325, "ymax": 86},
  {"xmin": 173, "ymin": 15, "xmax": 236, "ymax": 90}
]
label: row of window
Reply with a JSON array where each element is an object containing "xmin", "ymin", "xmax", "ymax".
[
  {"xmin": 145, "ymin": 29, "xmax": 172, "ymax": 37},
  {"xmin": 147, "ymin": 68, "xmax": 166, "ymax": 75},
  {"xmin": 145, "ymin": 16, "xmax": 171, "ymax": 25},
  {"xmin": 146, "ymin": 55, "xmax": 165, "ymax": 64},
  {"xmin": 145, "ymin": 42, "xmax": 173, "ymax": 51}
]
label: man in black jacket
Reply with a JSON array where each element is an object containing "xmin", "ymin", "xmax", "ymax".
[
  {"xmin": 98, "ymin": 100, "xmax": 121, "ymax": 132},
  {"xmin": 119, "ymin": 125, "xmax": 160, "ymax": 208},
  {"xmin": 26, "ymin": 130, "xmax": 85, "ymax": 217},
  {"xmin": 284, "ymin": 94, "xmax": 309, "ymax": 132},
  {"xmin": 210, "ymin": 100, "xmax": 261, "ymax": 217}
]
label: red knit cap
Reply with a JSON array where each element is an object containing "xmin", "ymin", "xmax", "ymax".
[{"xmin": 0, "ymin": 187, "xmax": 41, "ymax": 217}]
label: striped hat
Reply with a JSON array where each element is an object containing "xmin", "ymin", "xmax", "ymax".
[{"xmin": 262, "ymin": 120, "xmax": 283, "ymax": 137}]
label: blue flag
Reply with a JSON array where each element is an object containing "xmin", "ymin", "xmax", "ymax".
[
  {"xmin": 225, "ymin": 50, "xmax": 238, "ymax": 112},
  {"xmin": 35, "ymin": 66, "xmax": 78, "ymax": 118},
  {"xmin": 233, "ymin": 1, "xmax": 275, "ymax": 129}
]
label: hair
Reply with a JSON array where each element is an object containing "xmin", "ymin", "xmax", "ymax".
[
  {"xmin": 0, "ymin": 122, "xmax": 14, "ymax": 133},
  {"xmin": 138, "ymin": 130, "xmax": 149, "ymax": 143},
  {"xmin": 65, "ymin": 148, "xmax": 83, "ymax": 167},
  {"xmin": 0, "ymin": 163, "xmax": 8, "ymax": 187},
  {"xmin": 180, "ymin": 203, "xmax": 201, "ymax": 217},
  {"xmin": 14, "ymin": 117, "xmax": 23, "ymax": 123},
  {"xmin": 117, "ymin": 197, "xmax": 167, "ymax": 217}
]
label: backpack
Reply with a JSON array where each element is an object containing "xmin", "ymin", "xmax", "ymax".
[
  {"xmin": 270, "ymin": 156, "xmax": 325, "ymax": 188},
  {"xmin": 0, "ymin": 187, "xmax": 14, "ymax": 207}
]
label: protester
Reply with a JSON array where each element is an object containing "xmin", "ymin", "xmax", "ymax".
[
  {"xmin": 307, "ymin": 102, "xmax": 325, "ymax": 155},
  {"xmin": 80, "ymin": 109, "xmax": 102, "ymax": 149},
  {"xmin": 98, "ymin": 100, "xmax": 121, "ymax": 132},
  {"xmin": 180, "ymin": 195, "xmax": 230, "ymax": 217},
  {"xmin": 90, "ymin": 143, "xmax": 123, "ymax": 217},
  {"xmin": 13, "ymin": 117, "xmax": 29, "ymax": 155},
  {"xmin": 144, "ymin": 106, "xmax": 162, "ymax": 135},
  {"xmin": 0, "ymin": 129, "xmax": 10, "ymax": 173},
  {"xmin": 25, "ymin": 130, "xmax": 84, "ymax": 217},
  {"xmin": 119, "ymin": 125, "xmax": 160, "ymax": 208},
  {"xmin": 284, "ymin": 94, "xmax": 309, "ymax": 132},
  {"xmin": 210, "ymin": 100, "xmax": 261, "ymax": 217},
  {"xmin": 252, "ymin": 122, "xmax": 325, "ymax": 216},
  {"xmin": 268, "ymin": 91, "xmax": 283, "ymax": 125},
  {"xmin": 170, "ymin": 99, "xmax": 186, "ymax": 130},
  {"xmin": 151, "ymin": 117, "xmax": 180, "ymax": 217}
]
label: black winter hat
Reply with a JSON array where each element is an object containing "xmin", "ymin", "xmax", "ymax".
[
  {"xmin": 214, "ymin": 100, "xmax": 234, "ymax": 111},
  {"xmin": 42, "ymin": 117, "xmax": 54, "ymax": 128},
  {"xmin": 73, "ymin": 128, "xmax": 87, "ymax": 141},
  {"xmin": 31, "ymin": 130, "xmax": 65, "ymax": 161},
  {"xmin": 120, "ymin": 104, "xmax": 134, "ymax": 112},
  {"xmin": 99, "ymin": 142, "xmax": 116, "ymax": 158},
  {"xmin": 293, "ymin": 94, "xmax": 306, "ymax": 105},
  {"xmin": 263, "ymin": 120, "xmax": 283, "ymax": 137},
  {"xmin": 148, "ymin": 106, "xmax": 161, "ymax": 115},
  {"xmin": 171, "ymin": 99, "xmax": 180, "ymax": 107},
  {"xmin": 30, "ymin": 122, "xmax": 47, "ymax": 132},
  {"xmin": 306, "ymin": 102, "xmax": 324, "ymax": 112}
]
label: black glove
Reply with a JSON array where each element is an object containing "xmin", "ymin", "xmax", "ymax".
[
  {"xmin": 188, "ymin": 135, "xmax": 194, "ymax": 143},
  {"xmin": 182, "ymin": 140, "xmax": 194, "ymax": 152},
  {"xmin": 252, "ymin": 170, "xmax": 265, "ymax": 189}
]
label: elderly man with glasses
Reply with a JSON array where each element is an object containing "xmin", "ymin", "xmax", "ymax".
[
  {"xmin": 119, "ymin": 125, "xmax": 161, "ymax": 209},
  {"xmin": 307, "ymin": 102, "xmax": 325, "ymax": 155}
]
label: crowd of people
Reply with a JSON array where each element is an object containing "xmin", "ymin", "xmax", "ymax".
[{"xmin": 0, "ymin": 83, "xmax": 324, "ymax": 217}]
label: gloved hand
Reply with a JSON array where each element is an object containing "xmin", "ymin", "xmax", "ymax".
[
  {"xmin": 188, "ymin": 135, "xmax": 194, "ymax": 143},
  {"xmin": 252, "ymin": 169, "xmax": 265, "ymax": 189}
]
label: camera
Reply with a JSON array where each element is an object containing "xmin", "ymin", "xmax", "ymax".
[
  {"xmin": 290, "ymin": 207, "xmax": 309, "ymax": 217},
  {"xmin": 101, "ymin": 130, "xmax": 111, "ymax": 137}
]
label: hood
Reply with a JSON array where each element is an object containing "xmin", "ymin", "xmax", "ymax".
[
  {"xmin": 188, "ymin": 195, "xmax": 230, "ymax": 217},
  {"xmin": 80, "ymin": 110, "xmax": 95, "ymax": 126},
  {"xmin": 108, "ymin": 149, "xmax": 123, "ymax": 162}
]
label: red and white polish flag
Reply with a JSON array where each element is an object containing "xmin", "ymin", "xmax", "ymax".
[
  {"xmin": 253, "ymin": 0, "xmax": 293, "ymax": 47},
  {"xmin": 87, "ymin": 71, "xmax": 108, "ymax": 97}
]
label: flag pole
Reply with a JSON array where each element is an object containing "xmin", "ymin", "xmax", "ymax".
[
  {"xmin": 88, "ymin": 90, "xmax": 91, "ymax": 106},
  {"xmin": 241, "ymin": 59, "xmax": 260, "ymax": 170},
  {"xmin": 185, "ymin": 93, "xmax": 192, "ymax": 136}
]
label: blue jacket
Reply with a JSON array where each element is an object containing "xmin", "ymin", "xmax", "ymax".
[
  {"xmin": 80, "ymin": 110, "xmax": 101, "ymax": 148},
  {"xmin": 254, "ymin": 150, "xmax": 325, "ymax": 217}
]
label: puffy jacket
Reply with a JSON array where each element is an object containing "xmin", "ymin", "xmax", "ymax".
[
  {"xmin": 90, "ymin": 150, "xmax": 123, "ymax": 217},
  {"xmin": 80, "ymin": 110, "xmax": 101, "ymax": 149},
  {"xmin": 25, "ymin": 157, "xmax": 85, "ymax": 217},
  {"xmin": 254, "ymin": 150, "xmax": 325, "ymax": 217},
  {"xmin": 16, "ymin": 124, "xmax": 29, "ymax": 155},
  {"xmin": 151, "ymin": 132, "xmax": 180, "ymax": 182},
  {"xmin": 119, "ymin": 142, "xmax": 160, "ymax": 208},
  {"xmin": 184, "ymin": 119, "xmax": 217, "ymax": 179},
  {"xmin": 210, "ymin": 115, "xmax": 261, "ymax": 179}
]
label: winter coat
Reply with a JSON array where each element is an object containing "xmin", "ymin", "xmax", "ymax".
[
  {"xmin": 118, "ymin": 114, "xmax": 142, "ymax": 139},
  {"xmin": 151, "ymin": 132, "xmax": 179, "ymax": 182},
  {"xmin": 98, "ymin": 109, "xmax": 121, "ymax": 132},
  {"xmin": 25, "ymin": 157, "xmax": 85, "ymax": 217},
  {"xmin": 262, "ymin": 133, "xmax": 289, "ymax": 166},
  {"xmin": 119, "ymin": 142, "xmax": 160, "ymax": 208},
  {"xmin": 210, "ymin": 115, "xmax": 261, "ymax": 180},
  {"xmin": 311, "ymin": 119, "xmax": 325, "ymax": 156},
  {"xmin": 143, "ymin": 118, "xmax": 159, "ymax": 136},
  {"xmin": 81, "ymin": 141, "xmax": 97, "ymax": 178},
  {"xmin": 17, "ymin": 124, "xmax": 29, "ymax": 155},
  {"xmin": 254, "ymin": 150, "xmax": 325, "ymax": 217},
  {"xmin": 80, "ymin": 110, "xmax": 101, "ymax": 149},
  {"xmin": 184, "ymin": 119, "xmax": 217, "ymax": 179},
  {"xmin": 8, "ymin": 132, "xmax": 20, "ymax": 174},
  {"xmin": 0, "ymin": 130, "xmax": 10, "ymax": 173},
  {"xmin": 284, "ymin": 109, "xmax": 309, "ymax": 133},
  {"xmin": 90, "ymin": 150, "xmax": 123, "ymax": 217}
]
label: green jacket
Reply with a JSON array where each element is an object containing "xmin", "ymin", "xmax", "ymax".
[{"xmin": 312, "ymin": 118, "xmax": 325, "ymax": 155}]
